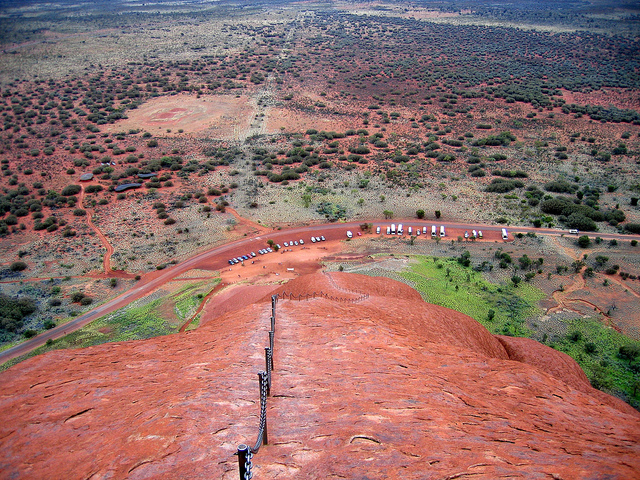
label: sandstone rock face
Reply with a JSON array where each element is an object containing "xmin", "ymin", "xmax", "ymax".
[{"xmin": 1, "ymin": 273, "xmax": 638, "ymax": 479}]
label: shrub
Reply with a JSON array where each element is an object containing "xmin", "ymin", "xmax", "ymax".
[
  {"xmin": 73, "ymin": 208, "xmax": 86, "ymax": 216},
  {"xmin": 577, "ymin": 235, "xmax": 591, "ymax": 248},
  {"xmin": 485, "ymin": 179, "xmax": 524, "ymax": 193},
  {"xmin": 61, "ymin": 184, "xmax": 82, "ymax": 196},
  {"xmin": 10, "ymin": 261, "xmax": 27, "ymax": 272},
  {"xmin": 544, "ymin": 179, "xmax": 577, "ymax": 194},
  {"xmin": 624, "ymin": 223, "xmax": 640, "ymax": 234}
]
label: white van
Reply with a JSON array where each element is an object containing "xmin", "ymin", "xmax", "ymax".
[
  {"xmin": 346, "ymin": 230, "xmax": 353, "ymax": 238},
  {"xmin": 440, "ymin": 225, "xmax": 446, "ymax": 237},
  {"xmin": 408, "ymin": 226, "xmax": 413, "ymax": 235},
  {"xmin": 431, "ymin": 225, "xmax": 437, "ymax": 237},
  {"xmin": 391, "ymin": 224, "xmax": 396, "ymax": 234},
  {"xmin": 398, "ymin": 224, "xmax": 403, "ymax": 235},
  {"xmin": 569, "ymin": 229, "xmax": 579, "ymax": 234},
  {"xmin": 501, "ymin": 228, "xmax": 509, "ymax": 240},
  {"xmin": 472, "ymin": 230, "xmax": 477, "ymax": 238}
]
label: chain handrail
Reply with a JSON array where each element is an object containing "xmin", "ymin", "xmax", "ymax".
[
  {"xmin": 236, "ymin": 287, "xmax": 369, "ymax": 478},
  {"xmin": 274, "ymin": 290, "xmax": 369, "ymax": 303},
  {"xmin": 236, "ymin": 295, "xmax": 278, "ymax": 479}
]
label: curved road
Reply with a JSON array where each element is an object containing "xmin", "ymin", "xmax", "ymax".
[{"xmin": 1, "ymin": 219, "xmax": 638, "ymax": 364}]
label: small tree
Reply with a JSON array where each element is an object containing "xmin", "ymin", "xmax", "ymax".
[
  {"xmin": 511, "ymin": 275, "xmax": 521, "ymax": 287},
  {"xmin": 577, "ymin": 235, "xmax": 591, "ymax": 248},
  {"xmin": 383, "ymin": 210, "xmax": 393, "ymax": 219},
  {"xmin": 435, "ymin": 210, "xmax": 441, "ymax": 219},
  {"xmin": 416, "ymin": 209, "xmax": 425, "ymax": 219}
]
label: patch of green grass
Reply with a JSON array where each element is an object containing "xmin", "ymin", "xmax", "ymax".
[
  {"xmin": 1, "ymin": 279, "xmax": 220, "ymax": 371},
  {"xmin": 395, "ymin": 255, "xmax": 639, "ymax": 409},
  {"xmin": 173, "ymin": 279, "xmax": 220, "ymax": 321},
  {"xmin": 1, "ymin": 296, "xmax": 174, "ymax": 371},
  {"xmin": 401, "ymin": 255, "xmax": 544, "ymax": 337},
  {"xmin": 551, "ymin": 319, "xmax": 640, "ymax": 408},
  {"xmin": 185, "ymin": 314, "xmax": 201, "ymax": 331}
]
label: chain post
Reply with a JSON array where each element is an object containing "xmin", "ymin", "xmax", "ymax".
[
  {"xmin": 237, "ymin": 444, "xmax": 252, "ymax": 480},
  {"xmin": 264, "ymin": 347, "xmax": 272, "ymax": 396},
  {"xmin": 271, "ymin": 295, "xmax": 276, "ymax": 320},
  {"xmin": 258, "ymin": 371, "xmax": 269, "ymax": 446},
  {"xmin": 269, "ymin": 330, "xmax": 274, "ymax": 365}
]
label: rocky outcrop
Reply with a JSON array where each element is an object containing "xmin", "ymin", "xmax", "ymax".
[{"xmin": 1, "ymin": 273, "xmax": 638, "ymax": 479}]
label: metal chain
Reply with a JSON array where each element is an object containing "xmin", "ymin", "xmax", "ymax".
[{"xmin": 243, "ymin": 450, "xmax": 253, "ymax": 480}]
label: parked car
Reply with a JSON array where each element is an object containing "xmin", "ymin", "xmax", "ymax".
[
  {"xmin": 376, "ymin": 226, "xmax": 381, "ymax": 234},
  {"xmin": 346, "ymin": 230, "xmax": 353, "ymax": 238},
  {"xmin": 464, "ymin": 231, "xmax": 469, "ymax": 238},
  {"xmin": 284, "ymin": 242, "xmax": 288, "ymax": 247},
  {"xmin": 321, "ymin": 235, "xmax": 326, "ymax": 241},
  {"xmin": 300, "ymin": 239, "xmax": 304, "ymax": 244},
  {"xmin": 311, "ymin": 237, "xmax": 316, "ymax": 243}
]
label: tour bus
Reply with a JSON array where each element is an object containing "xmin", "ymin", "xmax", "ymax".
[
  {"xmin": 431, "ymin": 225, "xmax": 437, "ymax": 237},
  {"xmin": 440, "ymin": 225, "xmax": 446, "ymax": 237},
  {"xmin": 391, "ymin": 223, "xmax": 396, "ymax": 234},
  {"xmin": 423, "ymin": 226, "xmax": 427, "ymax": 234},
  {"xmin": 398, "ymin": 224, "xmax": 403, "ymax": 235},
  {"xmin": 501, "ymin": 228, "xmax": 509, "ymax": 240},
  {"xmin": 408, "ymin": 226, "xmax": 413, "ymax": 235}
]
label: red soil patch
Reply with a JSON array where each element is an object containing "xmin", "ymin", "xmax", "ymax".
[{"xmin": 104, "ymin": 93, "xmax": 254, "ymax": 139}]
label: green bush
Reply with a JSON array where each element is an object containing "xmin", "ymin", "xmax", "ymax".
[
  {"xmin": 61, "ymin": 184, "xmax": 82, "ymax": 196},
  {"xmin": 10, "ymin": 261, "xmax": 27, "ymax": 272}
]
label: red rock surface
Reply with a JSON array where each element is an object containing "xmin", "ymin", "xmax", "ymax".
[{"xmin": 1, "ymin": 273, "xmax": 639, "ymax": 479}]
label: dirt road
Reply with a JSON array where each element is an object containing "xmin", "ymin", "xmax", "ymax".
[{"xmin": 1, "ymin": 219, "xmax": 638, "ymax": 364}]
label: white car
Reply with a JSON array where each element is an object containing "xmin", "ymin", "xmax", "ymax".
[
  {"xmin": 299, "ymin": 239, "xmax": 304, "ymax": 245},
  {"xmin": 283, "ymin": 242, "xmax": 288, "ymax": 247},
  {"xmin": 376, "ymin": 226, "xmax": 381, "ymax": 234},
  {"xmin": 478, "ymin": 230, "xmax": 483, "ymax": 239},
  {"xmin": 321, "ymin": 235, "xmax": 325, "ymax": 241},
  {"xmin": 311, "ymin": 237, "xmax": 316, "ymax": 243},
  {"xmin": 294, "ymin": 241, "xmax": 298, "ymax": 246},
  {"xmin": 346, "ymin": 230, "xmax": 353, "ymax": 238},
  {"xmin": 569, "ymin": 229, "xmax": 579, "ymax": 234},
  {"xmin": 472, "ymin": 230, "xmax": 477, "ymax": 238}
]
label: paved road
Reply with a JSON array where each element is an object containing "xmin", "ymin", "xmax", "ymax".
[{"xmin": 1, "ymin": 219, "xmax": 637, "ymax": 364}]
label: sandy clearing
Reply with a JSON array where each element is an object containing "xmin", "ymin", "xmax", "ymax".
[{"xmin": 105, "ymin": 93, "xmax": 255, "ymax": 139}]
